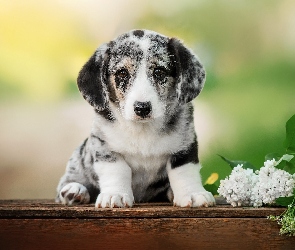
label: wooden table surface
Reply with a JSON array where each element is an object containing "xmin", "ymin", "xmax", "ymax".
[{"xmin": 0, "ymin": 199, "xmax": 294, "ymax": 250}]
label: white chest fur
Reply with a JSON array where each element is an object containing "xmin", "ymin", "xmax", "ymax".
[{"xmin": 94, "ymin": 114, "xmax": 189, "ymax": 159}]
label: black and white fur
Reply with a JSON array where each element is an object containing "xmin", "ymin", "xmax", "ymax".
[{"xmin": 56, "ymin": 30, "xmax": 215, "ymax": 208}]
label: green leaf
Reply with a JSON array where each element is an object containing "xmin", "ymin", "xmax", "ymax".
[
  {"xmin": 285, "ymin": 114, "xmax": 295, "ymax": 152},
  {"xmin": 276, "ymin": 196, "xmax": 294, "ymax": 207},
  {"xmin": 203, "ymin": 184, "xmax": 218, "ymax": 196},
  {"xmin": 218, "ymin": 155, "xmax": 257, "ymax": 171},
  {"xmin": 271, "ymin": 154, "xmax": 295, "ymax": 172},
  {"xmin": 281, "ymin": 154, "xmax": 294, "ymax": 162},
  {"xmin": 276, "ymin": 154, "xmax": 294, "ymax": 164},
  {"xmin": 275, "ymin": 160, "xmax": 286, "ymax": 170},
  {"xmin": 283, "ymin": 162, "xmax": 295, "ymax": 175},
  {"xmin": 275, "ymin": 154, "xmax": 295, "ymax": 173},
  {"xmin": 265, "ymin": 152, "xmax": 281, "ymax": 161}
]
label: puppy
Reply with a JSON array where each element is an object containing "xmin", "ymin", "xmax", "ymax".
[{"xmin": 56, "ymin": 29, "xmax": 215, "ymax": 208}]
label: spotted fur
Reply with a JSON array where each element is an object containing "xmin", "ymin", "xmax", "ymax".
[{"xmin": 56, "ymin": 30, "xmax": 215, "ymax": 208}]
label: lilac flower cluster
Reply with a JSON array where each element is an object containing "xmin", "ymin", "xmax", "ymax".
[
  {"xmin": 217, "ymin": 164, "xmax": 257, "ymax": 207},
  {"xmin": 218, "ymin": 159, "xmax": 295, "ymax": 207}
]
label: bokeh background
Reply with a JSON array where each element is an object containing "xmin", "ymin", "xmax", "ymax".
[{"xmin": 0, "ymin": 0, "xmax": 294, "ymax": 199}]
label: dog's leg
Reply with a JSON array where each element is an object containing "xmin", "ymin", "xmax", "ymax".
[
  {"xmin": 56, "ymin": 139, "xmax": 97, "ymax": 205},
  {"xmin": 94, "ymin": 158, "xmax": 134, "ymax": 208},
  {"xmin": 167, "ymin": 162, "xmax": 215, "ymax": 207}
]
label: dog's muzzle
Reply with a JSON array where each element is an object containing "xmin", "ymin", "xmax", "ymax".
[{"xmin": 133, "ymin": 101, "xmax": 152, "ymax": 118}]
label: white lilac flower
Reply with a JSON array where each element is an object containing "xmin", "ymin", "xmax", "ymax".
[
  {"xmin": 251, "ymin": 163, "xmax": 295, "ymax": 207},
  {"xmin": 217, "ymin": 164, "xmax": 257, "ymax": 207},
  {"xmin": 263, "ymin": 159, "xmax": 277, "ymax": 169},
  {"xmin": 218, "ymin": 158, "xmax": 295, "ymax": 207}
]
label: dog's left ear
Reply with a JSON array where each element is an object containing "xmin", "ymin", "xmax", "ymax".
[
  {"xmin": 168, "ymin": 38, "xmax": 206, "ymax": 104},
  {"xmin": 77, "ymin": 44, "xmax": 110, "ymax": 111}
]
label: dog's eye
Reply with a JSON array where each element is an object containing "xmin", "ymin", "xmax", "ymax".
[
  {"xmin": 153, "ymin": 67, "xmax": 167, "ymax": 81},
  {"xmin": 115, "ymin": 68, "xmax": 130, "ymax": 90},
  {"xmin": 116, "ymin": 68, "xmax": 129, "ymax": 80}
]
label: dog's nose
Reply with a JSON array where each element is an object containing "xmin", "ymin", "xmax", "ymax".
[{"xmin": 134, "ymin": 101, "xmax": 152, "ymax": 118}]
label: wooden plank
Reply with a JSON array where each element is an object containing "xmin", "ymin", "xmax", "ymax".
[
  {"xmin": 0, "ymin": 200, "xmax": 294, "ymax": 250},
  {"xmin": 0, "ymin": 199, "xmax": 286, "ymax": 218},
  {"xmin": 0, "ymin": 218, "xmax": 294, "ymax": 250}
]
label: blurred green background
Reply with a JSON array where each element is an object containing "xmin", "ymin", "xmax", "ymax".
[{"xmin": 0, "ymin": 0, "xmax": 294, "ymax": 199}]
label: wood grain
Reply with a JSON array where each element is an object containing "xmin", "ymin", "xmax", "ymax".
[
  {"xmin": 0, "ymin": 200, "xmax": 294, "ymax": 250},
  {"xmin": 0, "ymin": 199, "xmax": 286, "ymax": 218}
]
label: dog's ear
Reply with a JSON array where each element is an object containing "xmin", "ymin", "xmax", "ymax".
[
  {"xmin": 77, "ymin": 44, "xmax": 110, "ymax": 111},
  {"xmin": 168, "ymin": 38, "xmax": 206, "ymax": 104}
]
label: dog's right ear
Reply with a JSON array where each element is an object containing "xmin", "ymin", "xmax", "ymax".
[{"xmin": 77, "ymin": 44, "xmax": 109, "ymax": 111}]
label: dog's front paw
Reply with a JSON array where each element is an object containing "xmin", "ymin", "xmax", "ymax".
[
  {"xmin": 59, "ymin": 182, "xmax": 90, "ymax": 205},
  {"xmin": 174, "ymin": 191, "xmax": 215, "ymax": 208},
  {"xmin": 95, "ymin": 192, "xmax": 134, "ymax": 208}
]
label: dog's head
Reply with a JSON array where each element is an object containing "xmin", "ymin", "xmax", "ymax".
[{"xmin": 77, "ymin": 30, "xmax": 205, "ymax": 121}]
